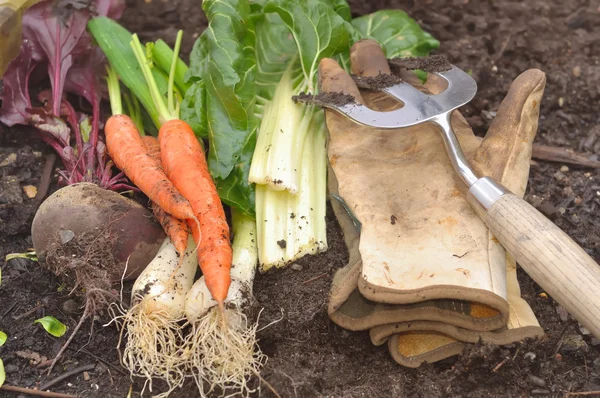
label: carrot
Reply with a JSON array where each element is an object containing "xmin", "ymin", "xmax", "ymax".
[
  {"xmin": 142, "ymin": 135, "xmax": 189, "ymax": 256},
  {"xmin": 104, "ymin": 114, "xmax": 196, "ymax": 222},
  {"xmin": 159, "ymin": 119, "xmax": 232, "ymax": 303}
]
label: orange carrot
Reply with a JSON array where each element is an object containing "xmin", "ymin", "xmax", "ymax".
[
  {"xmin": 159, "ymin": 120, "xmax": 232, "ymax": 303},
  {"xmin": 105, "ymin": 114, "xmax": 196, "ymax": 222},
  {"xmin": 142, "ymin": 135, "xmax": 189, "ymax": 256}
]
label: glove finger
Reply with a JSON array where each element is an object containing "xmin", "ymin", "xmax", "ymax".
[
  {"xmin": 350, "ymin": 39, "xmax": 391, "ymax": 76},
  {"xmin": 318, "ymin": 58, "xmax": 365, "ymax": 105},
  {"xmin": 474, "ymin": 69, "xmax": 546, "ymax": 197},
  {"xmin": 350, "ymin": 39, "xmax": 403, "ymax": 111}
]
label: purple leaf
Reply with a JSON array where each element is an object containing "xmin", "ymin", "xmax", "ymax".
[
  {"xmin": 22, "ymin": 1, "xmax": 91, "ymax": 115},
  {"xmin": 0, "ymin": 42, "xmax": 41, "ymax": 126}
]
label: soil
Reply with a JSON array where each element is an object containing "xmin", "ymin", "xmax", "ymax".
[
  {"xmin": 389, "ymin": 54, "xmax": 452, "ymax": 73},
  {"xmin": 293, "ymin": 92, "xmax": 357, "ymax": 107},
  {"xmin": 1, "ymin": 0, "xmax": 600, "ymax": 397}
]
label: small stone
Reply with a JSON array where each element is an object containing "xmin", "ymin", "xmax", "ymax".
[
  {"xmin": 579, "ymin": 323, "xmax": 591, "ymax": 335},
  {"xmin": 572, "ymin": 66, "xmax": 581, "ymax": 77},
  {"xmin": 556, "ymin": 305, "xmax": 569, "ymax": 321},
  {"xmin": 0, "ymin": 153, "xmax": 17, "ymax": 167},
  {"xmin": 524, "ymin": 352, "xmax": 537, "ymax": 361},
  {"xmin": 574, "ymin": 197, "xmax": 583, "ymax": 205},
  {"xmin": 560, "ymin": 334, "xmax": 588, "ymax": 354},
  {"xmin": 558, "ymin": 97, "xmax": 564, "ymax": 107},
  {"xmin": 59, "ymin": 229, "xmax": 75, "ymax": 244},
  {"xmin": 62, "ymin": 299, "xmax": 79, "ymax": 314},
  {"xmin": 529, "ymin": 375, "xmax": 546, "ymax": 388},
  {"xmin": 555, "ymin": 353, "xmax": 563, "ymax": 361},
  {"xmin": 83, "ymin": 372, "xmax": 90, "ymax": 381},
  {"xmin": 291, "ymin": 263, "xmax": 303, "ymax": 271},
  {"xmin": 491, "ymin": 65, "xmax": 498, "ymax": 73},
  {"xmin": 0, "ymin": 176, "xmax": 23, "ymax": 205},
  {"xmin": 22, "ymin": 185, "xmax": 37, "ymax": 199},
  {"xmin": 560, "ymin": 165, "xmax": 569, "ymax": 172},
  {"xmin": 32, "ymin": 151, "xmax": 43, "ymax": 158},
  {"xmin": 538, "ymin": 292, "xmax": 548, "ymax": 299}
]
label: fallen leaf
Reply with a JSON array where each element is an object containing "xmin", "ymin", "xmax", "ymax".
[{"xmin": 34, "ymin": 316, "xmax": 67, "ymax": 337}]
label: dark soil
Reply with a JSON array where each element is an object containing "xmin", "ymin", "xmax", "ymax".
[
  {"xmin": 293, "ymin": 91, "xmax": 357, "ymax": 107},
  {"xmin": 389, "ymin": 54, "xmax": 452, "ymax": 73},
  {"xmin": 351, "ymin": 72, "xmax": 404, "ymax": 90},
  {"xmin": 1, "ymin": 0, "xmax": 600, "ymax": 397}
]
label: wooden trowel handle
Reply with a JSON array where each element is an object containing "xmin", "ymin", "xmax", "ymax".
[{"xmin": 483, "ymin": 193, "xmax": 600, "ymax": 337}]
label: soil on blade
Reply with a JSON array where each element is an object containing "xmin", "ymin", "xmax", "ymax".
[{"xmin": 1, "ymin": 0, "xmax": 600, "ymax": 397}]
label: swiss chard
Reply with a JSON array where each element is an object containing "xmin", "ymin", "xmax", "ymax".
[
  {"xmin": 0, "ymin": 0, "xmax": 130, "ymax": 190},
  {"xmin": 183, "ymin": 0, "xmax": 439, "ymax": 269}
]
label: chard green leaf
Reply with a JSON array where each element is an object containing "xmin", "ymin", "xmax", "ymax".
[
  {"xmin": 253, "ymin": 12, "xmax": 297, "ymax": 103},
  {"xmin": 186, "ymin": 0, "xmax": 258, "ymax": 217},
  {"xmin": 180, "ymin": 81, "xmax": 208, "ymax": 138},
  {"xmin": 0, "ymin": 358, "xmax": 4, "ymax": 387},
  {"xmin": 350, "ymin": 10, "xmax": 440, "ymax": 58},
  {"xmin": 263, "ymin": 0, "xmax": 351, "ymax": 92},
  {"xmin": 34, "ymin": 316, "xmax": 67, "ymax": 338},
  {"xmin": 0, "ymin": 331, "xmax": 7, "ymax": 346}
]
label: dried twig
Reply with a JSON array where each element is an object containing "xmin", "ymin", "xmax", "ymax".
[
  {"xmin": 47, "ymin": 301, "xmax": 91, "ymax": 375},
  {"xmin": 491, "ymin": 357, "xmax": 509, "ymax": 373},
  {"xmin": 13, "ymin": 303, "xmax": 45, "ymax": 320},
  {"xmin": 532, "ymin": 144, "xmax": 600, "ymax": 168},
  {"xmin": 566, "ymin": 391, "xmax": 600, "ymax": 397},
  {"xmin": 302, "ymin": 273, "xmax": 328, "ymax": 285},
  {"xmin": 40, "ymin": 363, "xmax": 96, "ymax": 391},
  {"xmin": 0, "ymin": 385, "xmax": 77, "ymax": 398}
]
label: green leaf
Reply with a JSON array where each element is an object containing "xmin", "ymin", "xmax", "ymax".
[
  {"xmin": 152, "ymin": 39, "xmax": 190, "ymax": 94},
  {"xmin": 263, "ymin": 0, "xmax": 351, "ymax": 91},
  {"xmin": 186, "ymin": 0, "xmax": 258, "ymax": 216},
  {"xmin": 5, "ymin": 251, "xmax": 38, "ymax": 263},
  {"xmin": 34, "ymin": 316, "xmax": 67, "ymax": 338},
  {"xmin": 0, "ymin": 331, "xmax": 7, "ymax": 346},
  {"xmin": 180, "ymin": 81, "xmax": 208, "ymax": 138},
  {"xmin": 88, "ymin": 17, "xmax": 169, "ymax": 127},
  {"xmin": 0, "ymin": 358, "xmax": 4, "ymax": 387},
  {"xmin": 350, "ymin": 10, "xmax": 440, "ymax": 58}
]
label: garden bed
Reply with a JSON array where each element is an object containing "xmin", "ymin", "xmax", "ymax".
[{"xmin": 0, "ymin": 0, "xmax": 599, "ymax": 396}]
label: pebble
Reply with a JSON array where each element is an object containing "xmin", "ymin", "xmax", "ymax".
[
  {"xmin": 62, "ymin": 299, "xmax": 79, "ymax": 314},
  {"xmin": 558, "ymin": 97, "xmax": 564, "ymax": 107},
  {"xmin": 22, "ymin": 185, "xmax": 37, "ymax": 199},
  {"xmin": 291, "ymin": 263, "xmax": 303, "ymax": 271},
  {"xmin": 560, "ymin": 334, "xmax": 589, "ymax": 354},
  {"xmin": 83, "ymin": 371, "xmax": 90, "ymax": 381},
  {"xmin": 0, "ymin": 176, "xmax": 23, "ymax": 205},
  {"xmin": 560, "ymin": 165, "xmax": 569, "ymax": 172},
  {"xmin": 524, "ymin": 352, "xmax": 537, "ymax": 361},
  {"xmin": 529, "ymin": 375, "xmax": 546, "ymax": 388},
  {"xmin": 59, "ymin": 229, "xmax": 75, "ymax": 244},
  {"xmin": 491, "ymin": 65, "xmax": 498, "ymax": 73},
  {"xmin": 573, "ymin": 65, "xmax": 581, "ymax": 77},
  {"xmin": 579, "ymin": 323, "xmax": 591, "ymax": 335},
  {"xmin": 0, "ymin": 153, "xmax": 17, "ymax": 167}
]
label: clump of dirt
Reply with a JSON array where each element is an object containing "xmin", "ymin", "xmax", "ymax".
[
  {"xmin": 351, "ymin": 73, "xmax": 404, "ymax": 90},
  {"xmin": 389, "ymin": 54, "xmax": 452, "ymax": 73},
  {"xmin": 292, "ymin": 91, "xmax": 356, "ymax": 107},
  {"xmin": 42, "ymin": 227, "xmax": 120, "ymax": 313}
]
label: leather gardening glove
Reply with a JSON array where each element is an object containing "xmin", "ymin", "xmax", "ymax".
[{"xmin": 322, "ymin": 39, "xmax": 547, "ymax": 367}]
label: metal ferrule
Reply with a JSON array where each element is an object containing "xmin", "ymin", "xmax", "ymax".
[{"xmin": 466, "ymin": 177, "xmax": 509, "ymax": 218}]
